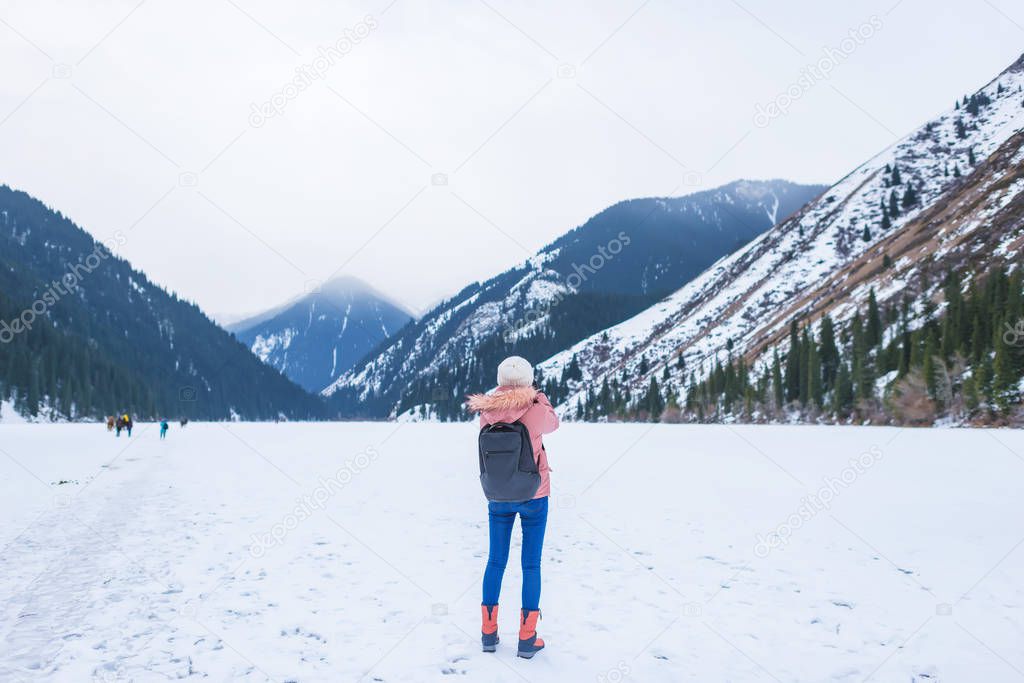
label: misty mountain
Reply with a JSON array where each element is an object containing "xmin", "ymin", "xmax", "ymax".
[{"xmin": 229, "ymin": 277, "xmax": 412, "ymax": 393}]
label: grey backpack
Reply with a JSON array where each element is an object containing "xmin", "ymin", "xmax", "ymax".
[{"xmin": 478, "ymin": 421, "xmax": 541, "ymax": 502}]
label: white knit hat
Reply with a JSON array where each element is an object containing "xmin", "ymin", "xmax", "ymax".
[{"xmin": 497, "ymin": 356, "xmax": 534, "ymax": 388}]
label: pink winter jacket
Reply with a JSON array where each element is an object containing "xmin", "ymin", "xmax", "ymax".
[{"xmin": 467, "ymin": 386, "xmax": 559, "ymax": 499}]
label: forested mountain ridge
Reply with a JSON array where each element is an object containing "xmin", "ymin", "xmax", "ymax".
[
  {"xmin": 541, "ymin": 54, "xmax": 1024, "ymax": 425},
  {"xmin": 324, "ymin": 180, "xmax": 825, "ymax": 419},
  {"xmin": 0, "ymin": 185, "xmax": 323, "ymax": 421}
]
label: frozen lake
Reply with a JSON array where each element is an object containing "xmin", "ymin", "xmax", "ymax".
[{"xmin": 1, "ymin": 422, "xmax": 1022, "ymax": 681}]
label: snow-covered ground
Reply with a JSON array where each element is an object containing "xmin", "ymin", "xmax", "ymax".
[
  {"xmin": 0, "ymin": 400, "xmax": 29, "ymax": 424},
  {"xmin": 1, "ymin": 423, "xmax": 1022, "ymax": 682}
]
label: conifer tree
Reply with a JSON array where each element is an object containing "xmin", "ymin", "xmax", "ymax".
[
  {"xmin": 922, "ymin": 336, "xmax": 937, "ymax": 400},
  {"xmin": 833, "ymin": 361, "xmax": 853, "ymax": 416},
  {"xmin": 819, "ymin": 316, "xmax": 840, "ymax": 390},
  {"xmin": 771, "ymin": 350, "xmax": 783, "ymax": 410},
  {"xmin": 806, "ymin": 336, "xmax": 823, "ymax": 408},
  {"xmin": 563, "ymin": 354, "xmax": 583, "ymax": 382},
  {"xmin": 850, "ymin": 314, "xmax": 874, "ymax": 403},
  {"xmin": 963, "ymin": 373, "xmax": 979, "ymax": 414},
  {"xmin": 901, "ymin": 184, "xmax": 918, "ymax": 207},
  {"xmin": 798, "ymin": 327, "xmax": 811, "ymax": 406},
  {"xmin": 26, "ymin": 363, "xmax": 40, "ymax": 417},
  {"xmin": 867, "ymin": 289, "xmax": 883, "ymax": 348},
  {"xmin": 991, "ymin": 331, "xmax": 1016, "ymax": 413},
  {"xmin": 666, "ymin": 388, "xmax": 680, "ymax": 418},
  {"xmin": 645, "ymin": 376, "xmax": 664, "ymax": 421},
  {"xmin": 598, "ymin": 378, "xmax": 612, "ymax": 415},
  {"xmin": 784, "ymin": 321, "xmax": 801, "ymax": 403}
]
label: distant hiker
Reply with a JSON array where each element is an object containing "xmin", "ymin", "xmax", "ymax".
[
  {"xmin": 123, "ymin": 414, "xmax": 133, "ymax": 437},
  {"xmin": 115, "ymin": 415, "xmax": 125, "ymax": 437},
  {"xmin": 106, "ymin": 415, "xmax": 115, "ymax": 432},
  {"xmin": 160, "ymin": 420, "xmax": 169, "ymax": 439},
  {"xmin": 467, "ymin": 356, "xmax": 559, "ymax": 660},
  {"xmin": 180, "ymin": 418, "xmax": 188, "ymax": 428}
]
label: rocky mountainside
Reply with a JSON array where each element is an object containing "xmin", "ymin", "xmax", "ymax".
[{"xmin": 539, "ymin": 54, "xmax": 1024, "ymax": 421}]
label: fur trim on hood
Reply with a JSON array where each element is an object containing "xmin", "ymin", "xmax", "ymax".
[{"xmin": 466, "ymin": 386, "xmax": 538, "ymax": 413}]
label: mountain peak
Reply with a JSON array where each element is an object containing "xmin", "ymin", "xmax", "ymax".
[
  {"xmin": 314, "ymin": 275, "xmax": 374, "ymax": 298},
  {"xmin": 231, "ymin": 275, "xmax": 413, "ymax": 392},
  {"xmin": 308, "ymin": 276, "xmax": 412, "ymax": 317}
]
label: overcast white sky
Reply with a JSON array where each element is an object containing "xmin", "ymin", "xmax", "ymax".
[{"xmin": 2, "ymin": 0, "xmax": 1021, "ymax": 319}]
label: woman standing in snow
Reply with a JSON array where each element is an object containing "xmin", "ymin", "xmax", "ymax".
[{"xmin": 467, "ymin": 356, "xmax": 559, "ymax": 660}]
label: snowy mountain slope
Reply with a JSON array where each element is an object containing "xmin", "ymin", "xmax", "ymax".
[
  {"xmin": 230, "ymin": 276, "xmax": 412, "ymax": 393},
  {"xmin": 540, "ymin": 54, "xmax": 1024, "ymax": 414},
  {"xmin": 324, "ymin": 180, "xmax": 825, "ymax": 417}
]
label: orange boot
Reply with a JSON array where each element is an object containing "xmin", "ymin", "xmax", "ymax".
[
  {"xmin": 517, "ymin": 609, "xmax": 544, "ymax": 659},
  {"xmin": 481, "ymin": 604, "xmax": 499, "ymax": 652}
]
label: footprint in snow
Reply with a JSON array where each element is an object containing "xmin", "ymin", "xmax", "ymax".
[{"xmin": 440, "ymin": 651, "xmax": 471, "ymax": 671}]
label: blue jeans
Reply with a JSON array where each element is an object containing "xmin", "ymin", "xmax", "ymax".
[{"xmin": 482, "ymin": 496, "xmax": 548, "ymax": 611}]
